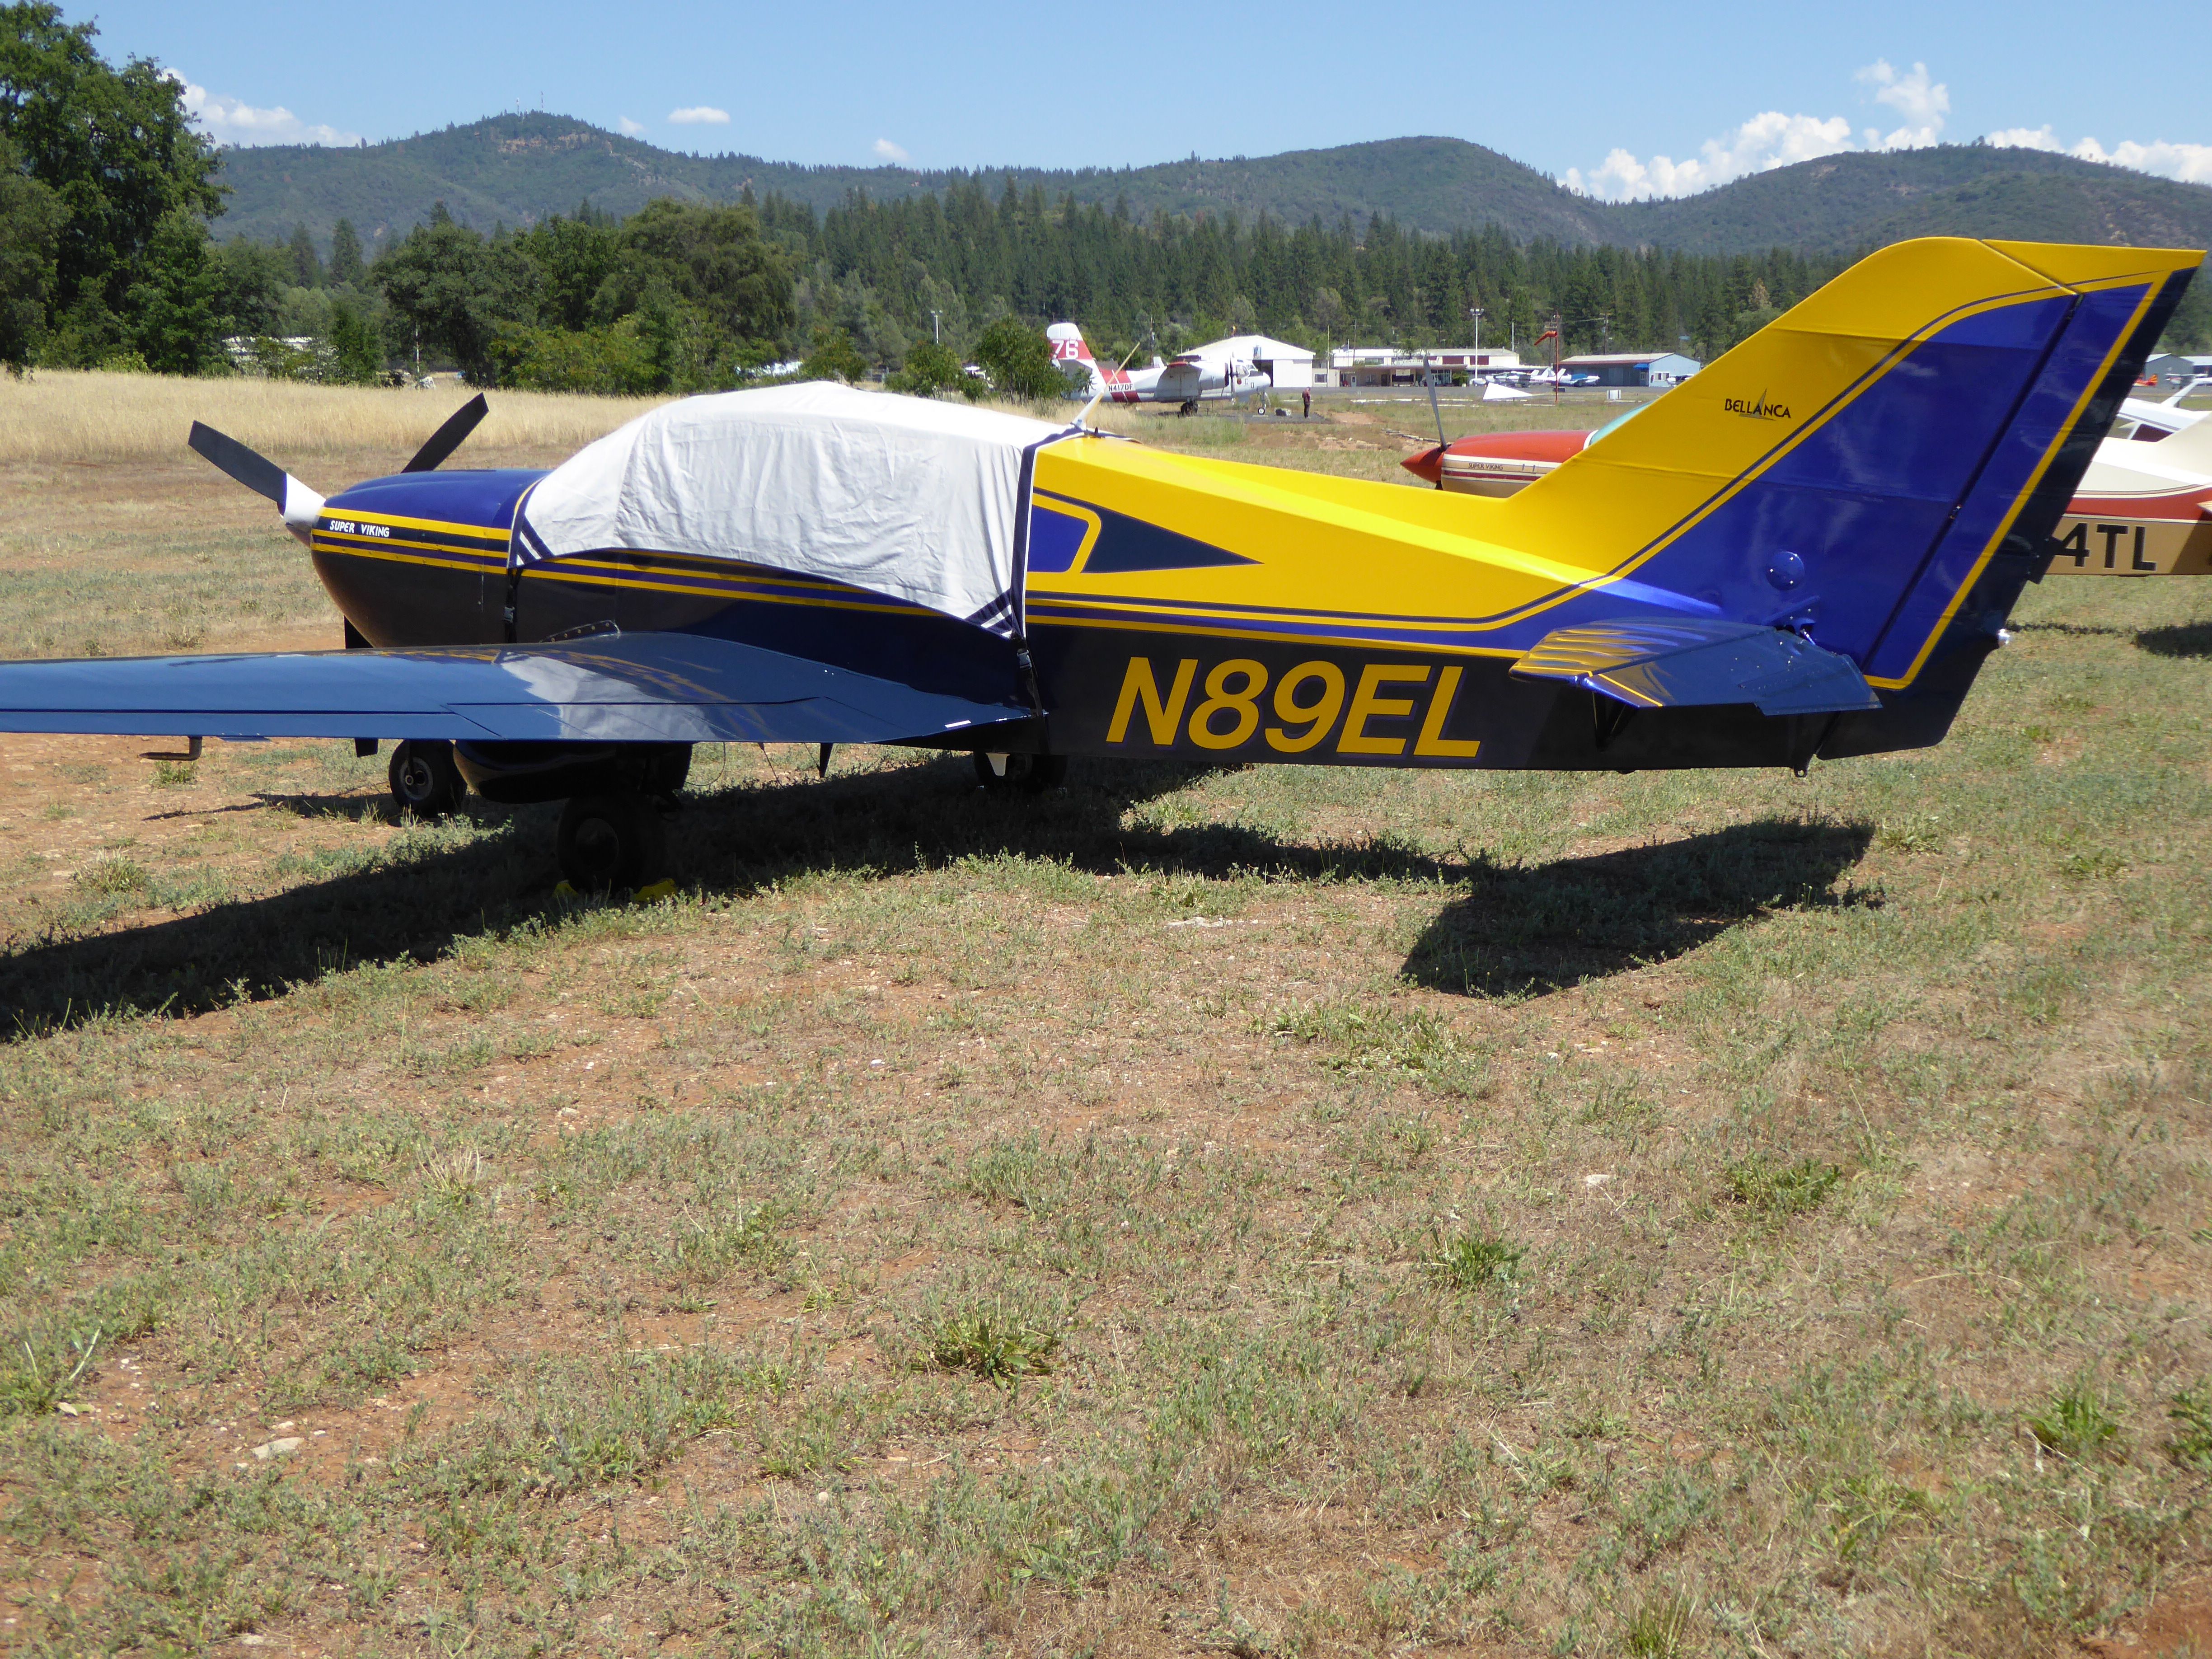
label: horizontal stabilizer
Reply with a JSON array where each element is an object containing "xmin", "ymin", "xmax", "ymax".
[
  {"xmin": 1510, "ymin": 619, "xmax": 1882, "ymax": 717},
  {"xmin": 0, "ymin": 632, "xmax": 1033, "ymax": 747}
]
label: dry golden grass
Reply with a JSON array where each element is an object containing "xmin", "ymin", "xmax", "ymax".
[
  {"xmin": 0, "ymin": 369, "xmax": 1627, "ymax": 473},
  {"xmin": 0, "ymin": 368, "xmax": 669, "ymax": 464}
]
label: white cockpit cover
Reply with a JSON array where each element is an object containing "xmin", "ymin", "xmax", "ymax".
[{"xmin": 513, "ymin": 382, "xmax": 1069, "ymax": 637}]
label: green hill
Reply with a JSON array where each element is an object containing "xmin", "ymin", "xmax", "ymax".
[
  {"xmin": 1610, "ymin": 145, "xmax": 2212, "ymax": 253},
  {"xmin": 210, "ymin": 118, "xmax": 1612, "ymax": 250},
  {"xmin": 210, "ymin": 115, "xmax": 2212, "ymax": 257}
]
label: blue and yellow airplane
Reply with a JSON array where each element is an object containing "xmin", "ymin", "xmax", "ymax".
[{"xmin": 0, "ymin": 237, "xmax": 2194, "ymax": 890}]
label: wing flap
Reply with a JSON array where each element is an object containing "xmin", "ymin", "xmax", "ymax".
[
  {"xmin": 0, "ymin": 633, "xmax": 1031, "ymax": 746},
  {"xmin": 1511, "ymin": 619, "xmax": 1882, "ymax": 717}
]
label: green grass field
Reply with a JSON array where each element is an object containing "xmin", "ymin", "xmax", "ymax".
[{"xmin": 0, "ymin": 408, "xmax": 2208, "ymax": 1657}]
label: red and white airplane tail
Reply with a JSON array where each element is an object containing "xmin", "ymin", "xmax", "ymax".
[{"xmin": 1046, "ymin": 323, "xmax": 1148, "ymax": 403}]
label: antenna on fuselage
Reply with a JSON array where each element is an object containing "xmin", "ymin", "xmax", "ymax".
[{"xmin": 1074, "ymin": 330, "xmax": 1152, "ymax": 433}]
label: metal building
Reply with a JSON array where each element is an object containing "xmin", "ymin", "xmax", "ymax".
[
  {"xmin": 2145, "ymin": 353, "xmax": 2212, "ymax": 388},
  {"xmin": 1555, "ymin": 351, "xmax": 1702, "ymax": 389}
]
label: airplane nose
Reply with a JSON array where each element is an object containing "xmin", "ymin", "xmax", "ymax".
[{"xmin": 1402, "ymin": 445, "xmax": 1446, "ymax": 484}]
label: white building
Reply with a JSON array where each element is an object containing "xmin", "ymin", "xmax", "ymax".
[
  {"xmin": 1318, "ymin": 347, "xmax": 1523, "ymax": 389},
  {"xmin": 1201, "ymin": 334, "xmax": 1316, "ymax": 390}
]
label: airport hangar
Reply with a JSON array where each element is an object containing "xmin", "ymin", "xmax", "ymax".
[{"xmin": 1554, "ymin": 351, "xmax": 1703, "ymax": 388}]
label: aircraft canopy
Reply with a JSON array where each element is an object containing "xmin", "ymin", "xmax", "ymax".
[{"xmin": 514, "ymin": 383, "xmax": 1072, "ymax": 638}]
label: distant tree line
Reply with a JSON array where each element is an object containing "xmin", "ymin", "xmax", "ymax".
[
  {"xmin": 328, "ymin": 189, "xmax": 1858, "ymax": 392},
  {"xmin": 770, "ymin": 181, "xmax": 1856, "ymax": 369},
  {"xmin": 4, "ymin": 2, "xmax": 2202, "ymax": 388}
]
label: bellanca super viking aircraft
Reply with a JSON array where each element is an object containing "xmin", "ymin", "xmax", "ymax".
[{"xmin": 0, "ymin": 237, "xmax": 2195, "ymax": 891}]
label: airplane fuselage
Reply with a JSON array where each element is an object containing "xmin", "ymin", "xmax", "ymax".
[{"xmin": 309, "ymin": 412, "xmax": 2055, "ymax": 793}]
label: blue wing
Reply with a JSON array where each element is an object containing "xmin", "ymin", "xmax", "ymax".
[{"xmin": 0, "ymin": 632, "xmax": 1032, "ymax": 746}]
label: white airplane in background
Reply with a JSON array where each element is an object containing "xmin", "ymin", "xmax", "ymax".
[
  {"xmin": 1048, "ymin": 323, "xmax": 1275, "ymax": 412},
  {"xmin": 1047, "ymin": 323, "xmax": 1164, "ymax": 403},
  {"xmin": 2117, "ymin": 380, "xmax": 2207, "ymax": 436}
]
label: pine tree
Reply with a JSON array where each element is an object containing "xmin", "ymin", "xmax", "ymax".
[
  {"xmin": 328, "ymin": 219, "xmax": 365, "ymax": 287},
  {"xmin": 288, "ymin": 222, "xmax": 321, "ymax": 287}
]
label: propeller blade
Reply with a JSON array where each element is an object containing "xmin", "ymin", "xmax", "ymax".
[
  {"xmin": 403, "ymin": 394, "xmax": 488, "ymax": 473},
  {"xmin": 188, "ymin": 421, "xmax": 286, "ymax": 506},
  {"xmin": 186, "ymin": 421, "xmax": 323, "ymax": 543}
]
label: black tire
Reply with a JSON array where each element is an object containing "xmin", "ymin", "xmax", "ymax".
[
  {"xmin": 641, "ymin": 743, "xmax": 693, "ymax": 798},
  {"xmin": 389, "ymin": 740, "xmax": 466, "ymax": 820},
  {"xmin": 556, "ymin": 793, "xmax": 668, "ymax": 892},
  {"xmin": 972, "ymin": 751, "xmax": 1069, "ymax": 794}
]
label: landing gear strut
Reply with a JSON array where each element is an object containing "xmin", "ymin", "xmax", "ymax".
[
  {"xmin": 556, "ymin": 793, "xmax": 669, "ymax": 891},
  {"xmin": 389, "ymin": 739, "xmax": 466, "ymax": 820},
  {"xmin": 973, "ymin": 752, "xmax": 1068, "ymax": 794}
]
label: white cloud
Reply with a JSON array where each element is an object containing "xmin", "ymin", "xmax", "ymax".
[
  {"xmin": 872, "ymin": 137, "xmax": 910, "ymax": 164},
  {"xmin": 1575, "ymin": 57, "xmax": 2211, "ymax": 201},
  {"xmin": 1565, "ymin": 112, "xmax": 1855, "ymax": 201},
  {"xmin": 1989, "ymin": 127, "xmax": 2212, "ymax": 185},
  {"xmin": 2082, "ymin": 138, "xmax": 2212, "ymax": 183},
  {"xmin": 618, "ymin": 116, "xmax": 646, "ymax": 136},
  {"xmin": 1856, "ymin": 59, "xmax": 1949, "ymax": 149},
  {"xmin": 171, "ymin": 72, "xmax": 361, "ymax": 147},
  {"xmin": 667, "ymin": 106, "xmax": 730, "ymax": 126},
  {"xmin": 1570, "ymin": 58, "xmax": 1952, "ymax": 200}
]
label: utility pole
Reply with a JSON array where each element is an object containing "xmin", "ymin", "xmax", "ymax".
[{"xmin": 930, "ymin": 309, "xmax": 942, "ymax": 345}]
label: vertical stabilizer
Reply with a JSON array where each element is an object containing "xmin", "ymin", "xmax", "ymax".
[{"xmin": 1499, "ymin": 237, "xmax": 2199, "ymax": 699}]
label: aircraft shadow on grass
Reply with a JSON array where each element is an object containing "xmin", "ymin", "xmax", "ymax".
[
  {"xmin": 0, "ymin": 755, "xmax": 1875, "ymax": 1031},
  {"xmin": 2011, "ymin": 619, "xmax": 2212, "ymax": 659},
  {"xmin": 2134, "ymin": 621, "xmax": 2212, "ymax": 659},
  {"xmin": 1401, "ymin": 817, "xmax": 1875, "ymax": 999}
]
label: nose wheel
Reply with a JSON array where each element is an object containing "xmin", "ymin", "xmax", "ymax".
[{"xmin": 389, "ymin": 740, "xmax": 466, "ymax": 820}]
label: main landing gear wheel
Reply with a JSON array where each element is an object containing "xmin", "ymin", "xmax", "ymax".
[
  {"xmin": 556, "ymin": 794, "xmax": 668, "ymax": 892},
  {"xmin": 973, "ymin": 752, "xmax": 1069, "ymax": 795},
  {"xmin": 389, "ymin": 740, "xmax": 466, "ymax": 820}
]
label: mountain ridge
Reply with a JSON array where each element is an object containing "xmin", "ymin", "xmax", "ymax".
[{"xmin": 210, "ymin": 116, "xmax": 2212, "ymax": 258}]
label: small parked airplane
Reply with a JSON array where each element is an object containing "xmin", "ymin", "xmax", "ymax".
[
  {"xmin": 1047, "ymin": 323, "xmax": 1164, "ymax": 404},
  {"xmin": 1049, "ymin": 323, "xmax": 1275, "ymax": 412},
  {"xmin": 0, "ymin": 238, "xmax": 2194, "ymax": 891}
]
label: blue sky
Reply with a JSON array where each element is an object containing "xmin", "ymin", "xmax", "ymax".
[{"xmin": 83, "ymin": 0, "xmax": 2212, "ymax": 193}]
